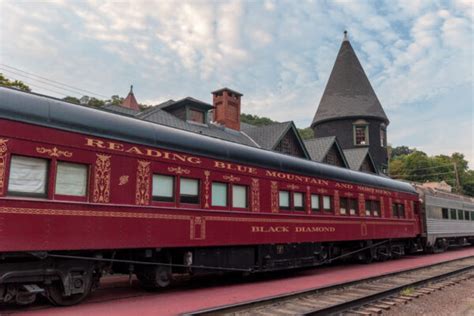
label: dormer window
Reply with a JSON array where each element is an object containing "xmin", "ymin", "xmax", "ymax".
[
  {"xmin": 188, "ymin": 108, "xmax": 205, "ymax": 124},
  {"xmin": 353, "ymin": 120, "xmax": 369, "ymax": 146}
]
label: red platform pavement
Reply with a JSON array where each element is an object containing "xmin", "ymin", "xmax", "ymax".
[{"xmin": 12, "ymin": 247, "xmax": 474, "ymax": 316}]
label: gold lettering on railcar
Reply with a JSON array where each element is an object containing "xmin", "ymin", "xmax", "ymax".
[
  {"xmin": 204, "ymin": 170, "xmax": 210, "ymax": 208},
  {"xmin": 356, "ymin": 185, "xmax": 392, "ymax": 196},
  {"xmin": 265, "ymin": 170, "xmax": 330, "ymax": 186},
  {"xmin": 118, "ymin": 175, "xmax": 129, "ymax": 186},
  {"xmin": 190, "ymin": 216, "xmax": 206, "ymax": 240},
  {"xmin": 135, "ymin": 160, "xmax": 151, "ymax": 205},
  {"xmin": 361, "ymin": 222, "xmax": 368, "ymax": 236},
  {"xmin": 251, "ymin": 178, "xmax": 260, "ymax": 212},
  {"xmin": 270, "ymin": 181, "xmax": 279, "ymax": 213},
  {"xmin": 0, "ymin": 139, "xmax": 8, "ymax": 195},
  {"xmin": 36, "ymin": 146, "xmax": 72, "ymax": 158},
  {"xmin": 295, "ymin": 226, "xmax": 336, "ymax": 233},
  {"xmin": 93, "ymin": 154, "xmax": 111, "ymax": 203},
  {"xmin": 85, "ymin": 138, "xmax": 202, "ymax": 165},
  {"xmin": 252, "ymin": 226, "xmax": 289, "ymax": 233},
  {"xmin": 213, "ymin": 161, "xmax": 257, "ymax": 175},
  {"xmin": 335, "ymin": 183, "xmax": 354, "ymax": 189}
]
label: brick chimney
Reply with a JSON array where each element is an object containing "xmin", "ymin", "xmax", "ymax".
[{"xmin": 211, "ymin": 87, "xmax": 243, "ymax": 131}]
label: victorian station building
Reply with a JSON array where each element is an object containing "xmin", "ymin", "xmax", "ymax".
[{"xmin": 103, "ymin": 32, "xmax": 389, "ymax": 175}]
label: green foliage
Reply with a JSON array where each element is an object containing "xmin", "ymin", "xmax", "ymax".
[
  {"xmin": 0, "ymin": 73, "xmax": 31, "ymax": 92},
  {"xmin": 240, "ymin": 113, "xmax": 276, "ymax": 126},
  {"xmin": 240, "ymin": 113, "xmax": 313, "ymax": 140},
  {"xmin": 389, "ymin": 148, "xmax": 473, "ymax": 196},
  {"xmin": 62, "ymin": 96, "xmax": 80, "ymax": 104},
  {"xmin": 298, "ymin": 127, "xmax": 314, "ymax": 140}
]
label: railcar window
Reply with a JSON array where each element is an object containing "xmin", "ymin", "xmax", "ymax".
[
  {"xmin": 392, "ymin": 203, "xmax": 405, "ymax": 218},
  {"xmin": 471, "ymin": 211, "xmax": 474, "ymax": 221},
  {"xmin": 366, "ymin": 200, "xmax": 381, "ymax": 217},
  {"xmin": 348, "ymin": 198, "xmax": 357, "ymax": 215},
  {"xmin": 211, "ymin": 182, "xmax": 228, "ymax": 207},
  {"xmin": 340, "ymin": 197, "xmax": 348, "ymax": 215},
  {"xmin": 294, "ymin": 192, "xmax": 305, "ymax": 211},
  {"xmin": 450, "ymin": 209, "xmax": 457, "ymax": 220},
  {"xmin": 55, "ymin": 162, "xmax": 88, "ymax": 197},
  {"xmin": 458, "ymin": 209, "xmax": 464, "ymax": 220},
  {"xmin": 8, "ymin": 155, "xmax": 48, "ymax": 197},
  {"xmin": 322, "ymin": 196, "xmax": 332, "ymax": 211},
  {"xmin": 311, "ymin": 194, "xmax": 320, "ymax": 212},
  {"xmin": 232, "ymin": 185, "xmax": 247, "ymax": 208},
  {"xmin": 152, "ymin": 175, "xmax": 175, "ymax": 202},
  {"xmin": 464, "ymin": 211, "xmax": 470, "ymax": 221},
  {"xmin": 442, "ymin": 208, "xmax": 449, "ymax": 219},
  {"xmin": 279, "ymin": 191, "xmax": 290, "ymax": 210},
  {"xmin": 180, "ymin": 178, "xmax": 199, "ymax": 204}
]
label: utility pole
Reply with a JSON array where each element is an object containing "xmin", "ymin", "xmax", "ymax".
[{"xmin": 453, "ymin": 163, "xmax": 462, "ymax": 194}]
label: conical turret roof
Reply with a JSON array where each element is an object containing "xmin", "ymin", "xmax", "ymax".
[
  {"xmin": 122, "ymin": 85, "xmax": 140, "ymax": 110},
  {"xmin": 311, "ymin": 32, "xmax": 388, "ymax": 126}
]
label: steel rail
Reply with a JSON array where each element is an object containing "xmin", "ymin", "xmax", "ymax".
[{"xmin": 183, "ymin": 254, "xmax": 474, "ymax": 316}]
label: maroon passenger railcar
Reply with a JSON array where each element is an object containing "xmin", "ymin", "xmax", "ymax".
[{"xmin": 0, "ymin": 87, "xmax": 421, "ymax": 305}]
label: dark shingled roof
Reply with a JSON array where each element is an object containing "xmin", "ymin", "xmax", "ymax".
[
  {"xmin": 241, "ymin": 121, "xmax": 310, "ymax": 158},
  {"xmin": 343, "ymin": 147, "xmax": 376, "ymax": 172},
  {"xmin": 312, "ymin": 36, "xmax": 388, "ymax": 126},
  {"xmin": 102, "ymin": 104, "xmax": 140, "ymax": 117},
  {"xmin": 304, "ymin": 136, "xmax": 349, "ymax": 168},
  {"xmin": 138, "ymin": 103, "xmax": 258, "ymax": 148}
]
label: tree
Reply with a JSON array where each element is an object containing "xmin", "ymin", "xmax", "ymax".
[
  {"xmin": 391, "ymin": 146, "xmax": 414, "ymax": 159},
  {"xmin": 298, "ymin": 127, "xmax": 314, "ymax": 140},
  {"xmin": 62, "ymin": 96, "xmax": 80, "ymax": 104},
  {"xmin": 0, "ymin": 73, "xmax": 31, "ymax": 91},
  {"xmin": 389, "ymin": 147, "xmax": 473, "ymax": 196},
  {"xmin": 240, "ymin": 113, "xmax": 276, "ymax": 126}
]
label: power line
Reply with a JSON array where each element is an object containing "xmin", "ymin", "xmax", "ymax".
[
  {"xmin": 2, "ymin": 73, "xmax": 79, "ymax": 98},
  {"xmin": 0, "ymin": 63, "xmax": 108, "ymax": 98},
  {"xmin": 1, "ymin": 68, "xmax": 87, "ymax": 97}
]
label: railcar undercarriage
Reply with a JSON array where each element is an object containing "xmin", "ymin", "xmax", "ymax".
[{"xmin": 0, "ymin": 237, "xmax": 449, "ymax": 307}]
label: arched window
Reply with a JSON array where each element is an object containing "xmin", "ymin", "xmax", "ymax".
[{"xmin": 353, "ymin": 120, "xmax": 369, "ymax": 146}]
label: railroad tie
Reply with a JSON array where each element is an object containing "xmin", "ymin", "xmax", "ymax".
[{"xmin": 362, "ymin": 306, "xmax": 383, "ymax": 314}]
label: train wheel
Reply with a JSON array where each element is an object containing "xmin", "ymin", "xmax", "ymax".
[
  {"xmin": 136, "ymin": 265, "xmax": 172, "ymax": 290},
  {"xmin": 46, "ymin": 273, "xmax": 93, "ymax": 307}
]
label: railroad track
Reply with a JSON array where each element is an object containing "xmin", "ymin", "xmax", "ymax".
[{"xmin": 185, "ymin": 256, "xmax": 474, "ymax": 316}]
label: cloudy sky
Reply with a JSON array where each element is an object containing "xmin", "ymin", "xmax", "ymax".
[{"xmin": 0, "ymin": 0, "xmax": 472, "ymax": 166}]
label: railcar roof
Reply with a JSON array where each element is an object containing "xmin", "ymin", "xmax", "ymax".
[{"xmin": 0, "ymin": 87, "xmax": 416, "ymax": 194}]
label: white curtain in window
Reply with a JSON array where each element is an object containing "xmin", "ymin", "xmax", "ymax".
[
  {"xmin": 232, "ymin": 185, "xmax": 247, "ymax": 208},
  {"xmin": 180, "ymin": 178, "xmax": 198, "ymax": 195},
  {"xmin": 212, "ymin": 182, "xmax": 227, "ymax": 206},
  {"xmin": 279, "ymin": 191, "xmax": 289, "ymax": 207},
  {"xmin": 153, "ymin": 175, "xmax": 174, "ymax": 197},
  {"xmin": 55, "ymin": 162, "xmax": 87, "ymax": 196},
  {"xmin": 294, "ymin": 192, "xmax": 303, "ymax": 207},
  {"xmin": 323, "ymin": 196, "xmax": 331, "ymax": 209},
  {"xmin": 8, "ymin": 156, "xmax": 48, "ymax": 194},
  {"xmin": 311, "ymin": 194, "xmax": 319, "ymax": 209}
]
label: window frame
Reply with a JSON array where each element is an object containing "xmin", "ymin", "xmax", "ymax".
[
  {"xmin": 464, "ymin": 210, "xmax": 470, "ymax": 221},
  {"xmin": 441, "ymin": 208, "xmax": 449, "ymax": 219},
  {"xmin": 179, "ymin": 177, "xmax": 200, "ymax": 205},
  {"xmin": 279, "ymin": 190, "xmax": 291, "ymax": 211},
  {"xmin": 322, "ymin": 195, "xmax": 333, "ymax": 212},
  {"xmin": 211, "ymin": 181, "xmax": 228, "ymax": 208},
  {"xmin": 353, "ymin": 123, "xmax": 369, "ymax": 146},
  {"xmin": 450, "ymin": 208, "xmax": 457, "ymax": 220},
  {"xmin": 7, "ymin": 154, "xmax": 50, "ymax": 198},
  {"xmin": 152, "ymin": 174, "xmax": 176, "ymax": 203},
  {"xmin": 54, "ymin": 160, "xmax": 90, "ymax": 201},
  {"xmin": 231, "ymin": 184, "xmax": 248, "ymax": 210},
  {"xmin": 458, "ymin": 209, "xmax": 464, "ymax": 220},
  {"xmin": 311, "ymin": 194, "xmax": 320, "ymax": 212},
  {"xmin": 366, "ymin": 200, "xmax": 381, "ymax": 217},
  {"xmin": 293, "ymin": 192, "xmax": 305, "ymax": 212}
]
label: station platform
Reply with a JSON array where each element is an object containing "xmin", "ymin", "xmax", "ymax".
[{"xmin": 14, "ymin": 247, "xmax": 474, "ymax": 316}]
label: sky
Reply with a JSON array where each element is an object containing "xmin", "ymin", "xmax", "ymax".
[{"xmin": 0, "ymin": 0, "xmax": 473, "ymax": 167}]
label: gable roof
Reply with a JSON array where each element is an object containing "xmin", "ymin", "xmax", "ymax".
[
  {"xmin": 155, "ymin": 97, "xmax": 214, "ymax": 112},
  {"xmin": 304, "ymin": 136, "xmax": 349, "ymax": 167},
  {"xmin": 343, "ymin": 147, "xmax": 377, "ymax": 172},
  {"xmin": 312, "ymin": 34, "xmax": 388, "ymax": 127},
  {"xmin": 241, "ymin": 121, "xmax": 310, "ymax": 158}
]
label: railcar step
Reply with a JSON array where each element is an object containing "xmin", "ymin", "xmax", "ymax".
[{"xmin": 22, "ymin": 284, "xmax": 44, "ymax": 294}]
